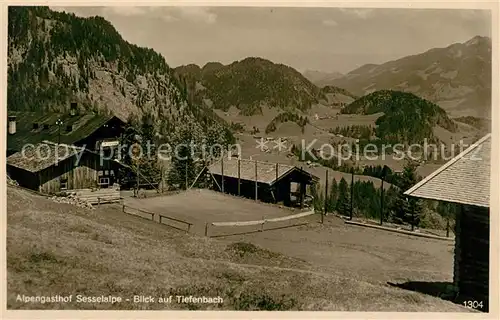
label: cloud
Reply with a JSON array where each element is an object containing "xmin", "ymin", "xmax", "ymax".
[
  {"xmin": 102, "ymin": 6, "xmax": 150, "ymax": 17},
  {"xmin": 94, "ymin": 6, "xmax": 217, "ymax": 24},
  {"xmin": 339, "ymin": 8, "xmax": 374, "ymax": 19},
  {"xmin": 322, "ymin": 19, "xmax": 338, "ymax": 27},
  {"xmin": 175, "ymin": 7, "xmax": 217, "ymax": 24}
]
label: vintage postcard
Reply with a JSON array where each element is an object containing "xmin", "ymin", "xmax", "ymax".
[{"xmin": 2, "ymin": 0, "xmax": 498, "ymax": 318}]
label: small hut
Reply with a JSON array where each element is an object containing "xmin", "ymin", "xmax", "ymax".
[
  {"xmin": 208, "ymin": 158, "xmax": 319, "ymax": 207},
  {"xmin": 404, "ymin": 134, "xmax": 491, "ymax": 311}
]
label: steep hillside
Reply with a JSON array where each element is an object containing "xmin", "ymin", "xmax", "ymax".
[
  {"xmin": 7, "ymin": 6, "xmax": 233, "ymax": 145},
  {"xmin": 342, "ymin": 90, "xmax": 457, "ymax": 144},
  {"xmin": 328, "ymin": 36, "xmax": 492, "ymax": 118},
  {"xmin": 302, "ymin": 69, "xmax": 344, "ymax": 84},
  {"xmin": 174, "ymin": 58, "xmax": 326, "ymax": 116}
]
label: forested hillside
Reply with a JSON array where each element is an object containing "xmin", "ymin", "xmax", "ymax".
[
  {"xmin": 174, "ymin": 58, "xmax": 326, "ymax": 115},
  {"xmin": 7, "ymin": 6, "xmax": 234, "ymax": 147},
  {"xmin": 342, "ymin": 90, "xmax": 457, "ymax": 144}
]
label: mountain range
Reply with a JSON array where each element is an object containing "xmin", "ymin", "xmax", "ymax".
[
  {"xmin": 302, "ymin": 69, "xmax": 344, "ymax": 84},
  {"xmin": 7, "ymin": 6, "xmax": 491, "ymax": 146},
  {"xmin": 323, "ymin": 36, "xmax": 492, "ymax": 118}
]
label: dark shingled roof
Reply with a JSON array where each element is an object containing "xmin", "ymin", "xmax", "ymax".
[
  {"xmin": 208, "ymin": 158, "xmax": 319, "ymax": 185},
  {"xmin": 405, "ymin": 134, "xmax": 491, "ymax": 208},
  {"xmin": 7, "ymin": 141, "xmax": 86, "ymax": 173},
  {"xmin": 6, "ymin": 111, "xmax": 118, "ymax": 152}
]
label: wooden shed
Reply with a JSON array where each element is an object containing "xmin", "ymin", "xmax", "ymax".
[
  {"xmin": 208, "ymin": 158, "xmax": 319, "ymax": 207},
  {"xmin": 404, "ymin": 134, "xmax": 491, "ymax": 311},
  {"xmin": 7, "ymin": 141, "xmax": 123, "ymax": 194}
]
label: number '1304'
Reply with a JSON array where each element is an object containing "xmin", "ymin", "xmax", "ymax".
[{"xmin": 463, "ymin": 301, "xmax": 483, "ymax": 309}]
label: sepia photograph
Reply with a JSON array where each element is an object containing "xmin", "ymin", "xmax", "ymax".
[{"xmin": 2, "ymin": 1, "xmax": 498, "ymax": 316}]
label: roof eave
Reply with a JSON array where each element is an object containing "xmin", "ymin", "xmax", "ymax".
[{"xmin": 404, "ymin": 133, "xmax": 491, "ymax": 197}]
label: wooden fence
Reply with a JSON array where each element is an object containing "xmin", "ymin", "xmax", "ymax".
[{"xmin": 122, "ymin": 204, "xmax": 193, "ymax": 233}]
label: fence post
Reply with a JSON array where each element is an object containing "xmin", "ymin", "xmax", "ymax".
[
  {"xmin": 204, "ymin": 223, "xmax": 209, "ymax": 237},
  {"xmin": 261, "ymin": 216, "xmax": 265, "ymax": 232},
  {"xmin": 187, "ymin": 224, "xmax": 191, "ymax": 234},
  {"xmin": 446, "ymin": 215, "xmax": 450, "ymax": 238},
  {"xmin": 97, "ymin": 197, "xmax": 100, "ymax": 206},
  {"xmin": 324, "ymin": 170, "xmax": 328, "ymax": 217},
  {"xmin": 237, "ymin": 158, "xmax": 241, "ymax": 196},
  {"xmin": 255, "ymin": 160, "xmax": 258, "ymax": 201},
  {"xmin": 122, "ymin": 204, "xmax": 125, "ymax": 213},
  {"xmin": 185, "ymin": 162, "xmax": 188, "ymax": 190},
  {"xmin": 380, "ymin": 178, "xmax": 385, "ymax": 225},
  {"xmin": 221, "ymin": 156, "xmax": 225, "ymax": 193},
  {"xmin": 350, "ymin": 168, "xmax": 354, "ymax": 220}
]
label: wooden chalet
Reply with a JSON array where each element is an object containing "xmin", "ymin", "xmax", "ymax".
[
  {"xmin": 208, "ymin": 158, "xmax": 319, "ymax": 207},
  {"xmin": 404, "ymin": 134, "xmax": 491, "ymax": 311},
  {"xmin": 7, "ymin": 141, "xmax": 123, "ymax": 194},
  {"xmin": 7, "ymin": 103, "xmax": 125, "ymax": 156}
]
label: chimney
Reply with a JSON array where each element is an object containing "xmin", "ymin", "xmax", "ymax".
[
  {"xmin": 8, "ymin": 116, "xmax": 16, "ymax": 135},
  {"xmin": 70, "ymin": 102, "xmax": 78, "ymax": 116}
]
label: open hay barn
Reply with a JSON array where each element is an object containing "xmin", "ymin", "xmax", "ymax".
[
  {"xmin": 208, "ymin": 158, "xmax": 319, "ymax": 207},
  {"xmin": 405, "ymin": 133, "xmax": 491, "ymax": 312}
]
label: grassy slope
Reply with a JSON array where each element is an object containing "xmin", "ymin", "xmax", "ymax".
[{"xmin": 7, "ymin": 186, "xmax": 469, "ymax": 311}]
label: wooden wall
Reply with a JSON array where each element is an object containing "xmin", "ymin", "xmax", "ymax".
[
  {"xmin": 454, "ymin": 204, "xmax": 489, "ymax": 311},
  {"xmin": 38, "ymin": 152, "xmax": 118, "ymax": 194},
  {"xmin": 7, "ymin": 165, "xmax": 39, "ymax": 190}
]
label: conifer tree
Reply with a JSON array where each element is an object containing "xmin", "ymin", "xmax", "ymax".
[
  {"xmin": 392, "ymin": 160, "xmax": 423, "ymax": 226},
  {"xmin": 336, "ymin": 178, "xmax": 350, "ymax": 216},
  {"xmin": 327, "ymin": 178, "xmax": 338, "ymax": 213}
]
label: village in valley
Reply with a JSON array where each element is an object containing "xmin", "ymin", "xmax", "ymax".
[{"xmin": 5, "ymin": 5, "xmax": 494, "ymax": 313}]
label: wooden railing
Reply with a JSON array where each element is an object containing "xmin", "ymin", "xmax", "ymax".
[{"xmin": 122, "ymin": 204, "xmax": 193, "ymax": 233}]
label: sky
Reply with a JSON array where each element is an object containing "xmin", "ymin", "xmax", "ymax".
[{"xmin": 50, "ymin": 6, "xmax": 492, "ymax": 74}]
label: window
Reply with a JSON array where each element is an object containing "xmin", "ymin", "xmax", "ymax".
[
  {"xmin": 60, "ymin": 177, "xmax": 68, "ymax": 190},
  {"xmin": 110, "ymin": 170, "xmax": 115, "ymax": 176},
  {"xmin": 99, "ymin": 177, "xmax": 110, "ymax": 188},
  {"xmin": 98, "ymin": 170, "xmax": 104, "ymax": 176}
]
